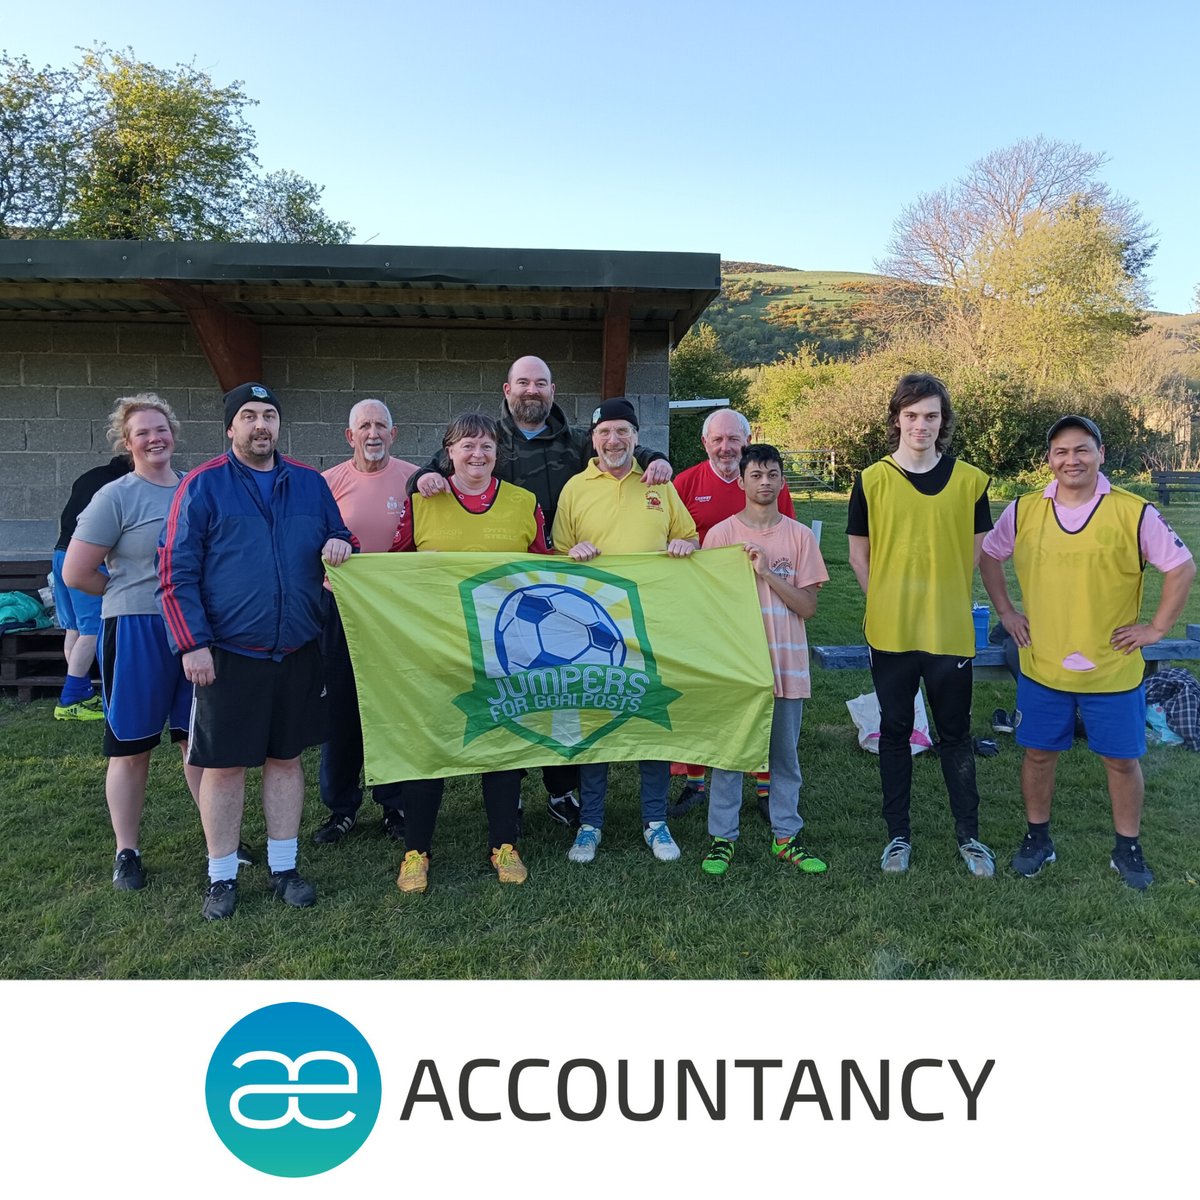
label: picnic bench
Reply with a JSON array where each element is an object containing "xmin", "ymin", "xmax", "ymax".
[
  {"xmin": 814, "ymin": 624, "xmax": 1200, "ymax": 681},
  {"xmin": 0, "ymin": 558, "xmax": 75, "ymax": 702},
  {"xmin": 1151, "ymin": 470, "xmax": 1200, "ymax": 506}
]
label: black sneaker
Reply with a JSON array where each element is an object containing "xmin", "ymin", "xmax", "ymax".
[
  {"xmin": 112, "ymin": 848, "xmax": 146, "ymax": 891},
  {"xmin": 202, "ymin": 878, "xmax": 237, "ymax": 920},
  {"xmin": 547, "ymin": 791, "xmax": 581, "ymax": 827},
  {"xmin": 312, "ymin": 812, "xmax": 356, "ymax": 845},
  {"xmin": 1011, "ymin": 833, "xmax": 1056, "ymax": 877},
  {"xmin": 382, "ymin": 808, "xmax": 406, "ymax": 841},
  {"xmin": 236, "ymin": 842, "xmax": 256, "ymax": 867},
  {"xmin": 269, "ymin": 868, "xmax": 317, "ymax": 908},
  {"xmin": 668, "ymin": 783, "xmax": 706, "ymax": 818},
  {"xmin": 991, "ymin": 708, "xmax": 1014, "ymax": 734},
  {"xmin": 1111, "ymin": 842, "xmax": 1154, "ymax": 891}
]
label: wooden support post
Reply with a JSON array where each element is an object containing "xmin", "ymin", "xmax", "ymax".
[
  {"xmin": 151, "ymin": 281, "xmax": 262, "ymax": 392},
  {"xmin": 601, "ymin": 292, "xmax": 632, "ymax": 400}
]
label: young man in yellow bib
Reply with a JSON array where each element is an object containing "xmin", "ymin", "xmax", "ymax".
[
  {"xmin": 980, "ymin": 416, "xmax": 1195, "ymax": 889},
  {"xmin": 847, "ymin": 374, "xmax": 996, "ymax": 877}
]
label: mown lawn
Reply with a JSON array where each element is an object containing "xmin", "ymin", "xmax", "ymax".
[{"xmin": 2, "ymin": 498, "xmax": 1197, "ymax": 980}]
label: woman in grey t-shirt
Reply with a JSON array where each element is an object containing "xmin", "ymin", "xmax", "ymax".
[{"xmin": 63, "ymin": 394, "xmax": 204, "ymax": 892}]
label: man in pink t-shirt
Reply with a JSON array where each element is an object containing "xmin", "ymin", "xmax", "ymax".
[
  {"xmin": 670, "ymin": 409, "xmax": 797, "ymax": 816},
  {"xmin": 980, "ymin": 414, "xmax": 1195, "ymax": 889},
  {"xmin": 699, "ymin": 444, "xmax": 829, "ymax": 876},
  {"xmin": 314, "ymin": 399, "xmax": 418, "ymax": 846}
]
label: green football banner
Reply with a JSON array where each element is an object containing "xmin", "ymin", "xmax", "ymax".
[{"xmin": 327, "ymin": 546, "xmax": 775, "ymax": 783}]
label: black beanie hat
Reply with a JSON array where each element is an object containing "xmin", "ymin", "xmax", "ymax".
[
  {"xmin": 590, "ymin": 397, "xmax": 639, "ymax": 430},
  {"xmin": 223, "ymin": 382, "xmax": 280, "ymax": 430}
]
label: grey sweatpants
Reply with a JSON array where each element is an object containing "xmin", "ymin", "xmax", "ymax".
[{"xmin": 707, "ymin": 696, "xmax": 804, "ymax": 841}]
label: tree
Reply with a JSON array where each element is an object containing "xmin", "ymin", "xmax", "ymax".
[
  {"xmin": 669, "ymin": 323, "xmax": 750, "ymax": 407},
  {"xmin": 71, "ymin": 47, "xmax": 257, "ymax": 240},
  {"xmin": 0, "ymin": 46, "xmax": 352, "ymax": 243},
  {"xmin": 0, "ymin": 54, "xmax": 85, "ymax": 237},
  {"xmin": 240, "ymin": 170, "xmax": 354, "ymax": 244},
  {"xmin": 877, "ymin": 137, "xmax": 1150, "ymax": 381}
]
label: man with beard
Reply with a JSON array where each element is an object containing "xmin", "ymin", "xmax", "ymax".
[
  {"xmin": 413, "ymin": 354, "xmax": 674, "ymax": 828},
  {"xmin": 158, "ymin": 383, "xmax": 354, "ymax": 920},
  {"xmin": 552, "ymin": 397, "xmax": 698, "ymax": 866},
  {"xmin": 313, "ymin": 399, "xmax": 417, "ymax": 845}
]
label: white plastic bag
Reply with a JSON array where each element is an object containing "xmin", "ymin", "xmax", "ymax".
[{"xmin": 846, "ymin": 690, "xmax": 933, "ymax": 756}]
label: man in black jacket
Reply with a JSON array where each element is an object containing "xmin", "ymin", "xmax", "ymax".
[{"xmin": 411, "ymin": 354, "xmax": 674, "ymax": 825}]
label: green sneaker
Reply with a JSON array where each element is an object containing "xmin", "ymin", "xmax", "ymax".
[
  {"xmin": 701, "ymin": 837, "xmax": 735, "ymax": 876},
  {"xmin": 772, "ymin": 833, "xmax": 827, "ymax": 873}
]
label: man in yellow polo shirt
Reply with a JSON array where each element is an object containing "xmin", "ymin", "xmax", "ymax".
[{"xmin": 552, "ymin": 397, "xmax": 699, "ymax": 865}]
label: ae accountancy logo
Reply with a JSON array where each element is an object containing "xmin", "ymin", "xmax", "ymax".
[{"xmin": 205, "ymin": 1002, "xmax": 381, "ymax": 1177}]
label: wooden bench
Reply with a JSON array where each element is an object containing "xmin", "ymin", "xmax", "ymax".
[
  {"xmin": 814, "ymin": 625, "xmax": 1200, "ymax": 680},
  {"xmin": 0, "ymin": 558, "xmax": 71, "ymax": 702},
  {"xmin": 1151, "ymin": 470, "xmax": 1200, "ymax": 506}
]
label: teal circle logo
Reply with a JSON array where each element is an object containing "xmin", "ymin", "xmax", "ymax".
[{"xmin": 205, "ymin": 1002, "xmax": 381, "ymax": 1177}]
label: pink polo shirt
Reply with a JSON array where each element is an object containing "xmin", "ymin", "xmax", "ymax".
[{"xmin": 982, "ymin": 474, "xmax": 1192, "ymax": 572}]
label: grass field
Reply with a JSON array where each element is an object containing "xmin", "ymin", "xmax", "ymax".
[{"xmin": 2, "ymin": 498, "xmax": 1198, "ymax": 980}]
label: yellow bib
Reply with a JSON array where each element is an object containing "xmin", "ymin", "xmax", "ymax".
[
  {"xmin": 862, "ymin": 457, "xmax": 986, "ymax": 656},
  {"xmin": 1013, "ymin": 486, "xmax": 1146, "ymax": 692},
  {"xmin": 413, "ymin": 482, "xmax": 538, "ymax": 552}
]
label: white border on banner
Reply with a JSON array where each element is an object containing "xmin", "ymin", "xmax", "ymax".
[{"xmin": 1, "ymin": 979, "xmax": 1196, "ymax": 1197}]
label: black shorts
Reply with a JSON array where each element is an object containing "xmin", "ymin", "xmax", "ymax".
[{"xmin": 187, "ymin": 641, "xmax": 328, "ymax": 769}]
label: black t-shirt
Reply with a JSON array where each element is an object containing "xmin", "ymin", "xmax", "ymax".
[
  {"xmin": 846, "ymin": 455, "xmax": 992, "ymax": 537},
  {"xmin": 55, "ymin": 456, "xmax": 133, "ymax": 550}
]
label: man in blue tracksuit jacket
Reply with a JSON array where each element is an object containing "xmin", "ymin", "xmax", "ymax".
[{"xmin": 158, "ymin": 382, "xmax": 354, "ymax": 921}]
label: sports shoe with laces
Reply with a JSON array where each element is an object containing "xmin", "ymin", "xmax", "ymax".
[
  {"xmin": 397, "ymin": 850, "xmax": 430, "ymax": 893},
  {"xmin": 202, "ymin": 878, "xmax": 237, "ymax": 921},
  {"xmin": 269, "ymin": 868, "xmax": 316, "ymax": 908},
  {"xmin": 1011, "ymin": 832, "xmax": 1056, "ymax": 877},
  {"xmin": 958, "ymin": 837, "xmax": 996, "ymax": 878},
  {"xmin": 382, "ymin": 808, "xmax": 406, "ymax": 842},
  {"xmin": 112, "ymin": 848, "xmax": 146, "ymax": 891},
  {"xmin": 568, "ymin": 824, "xmax": 601, "ymax": 863},
  {"xmin": 491, "ymin": 843, "xmax": 528, "ymax": 884},
  {"xmin": 235, "ymin": 842, "xmax": 256, "ymax": 867},
  {"xmin": 701, "ymin": 836, "xmax": 735, "ymax": 876},
  {"xmin": 668, "ymin": 783, "xmax": 706, "ymax": 818},
  {"xmin": 991, "ymin": 708, "xmax": 1015, "ymax": 734},
  {"xmin": 312, "ymin": 812, "xmax": 356, "ymax": 844},
  {"xmin": 772, "ymin": 833, "xmax": 828, "ymax": 873},
  {"xmin": 1110, "ymin": 842, "xmax": 1154, "ymax": 891},
  {"xmin": 880, "ymin": 836, "xmax": 912, "ymax": 873},
  {"xmin": 547, "ymin": 791, "xmax": 581, "ymax": 827},
  {"xmin": 54, "ymin": 697, "xmax": 104, "ymax": 721},
  {"xmin": 643, "ymin": 820, "xmax": 681, "ymax": 862}
]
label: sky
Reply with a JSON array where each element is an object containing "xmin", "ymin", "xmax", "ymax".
[{"xmin": 5, "ymin": 0, "xmax": 1198, "ymax": 312}]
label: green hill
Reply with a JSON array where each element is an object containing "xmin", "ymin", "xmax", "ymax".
[{"xmin": 699, "ymin": 263, "xmax": 890, "ymax": 365}]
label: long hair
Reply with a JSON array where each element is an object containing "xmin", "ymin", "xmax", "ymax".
[{"xmin": 885, "ymin": 373, "xmax": 954, "ymax": 454}]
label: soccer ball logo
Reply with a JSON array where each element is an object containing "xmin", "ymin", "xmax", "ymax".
[{"xmin": 495, "ymin": 585, "xmax": 627, "ymax": 673}]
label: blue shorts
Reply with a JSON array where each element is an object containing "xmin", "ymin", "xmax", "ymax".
[
  {"xmin": 99, "ymin": 614, "xmax": 192, "ymax": 756},
  {"xmin": 50, "ymin": 548, "xmax": 105, "ymax": 636},
  {"xmin": 1015, "ymin": 674, "xmax": 1146, "ymax": 759}
]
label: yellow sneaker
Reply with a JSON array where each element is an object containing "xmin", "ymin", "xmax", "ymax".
[
  {"xmin": 396, "ymin": 850, "xmax": 429, "ymax": 893},
  {"xmin": 54, "ymin": 696, "xmax": 104, "ymax": 722},
  {"xmin": 490, "ymin": 843, "xmax": 528, "ymax": 885}
]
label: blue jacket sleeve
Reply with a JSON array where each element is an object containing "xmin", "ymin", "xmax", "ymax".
[{"xmin": 157, "ymin": 471, "xmax": 215, "ymax": 655}]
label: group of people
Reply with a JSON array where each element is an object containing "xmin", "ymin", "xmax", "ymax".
[{"xmin": 48, "ymin": 357, "xmax": 1194, "ymax": 920}]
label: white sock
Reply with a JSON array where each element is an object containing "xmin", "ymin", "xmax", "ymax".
[
  {"xmin": 267, "ymin": 837, "xmax": 298, "ymax": 874},
  {"xmin": 208, "ymin": 852, "xmax": 240, "ymax": 884}
]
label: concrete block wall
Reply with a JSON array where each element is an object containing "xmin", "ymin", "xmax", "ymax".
[{"xmin": 0, "ymin": 321, "xmax": 670, "ymax": 555}]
